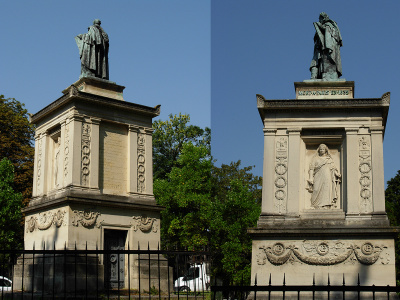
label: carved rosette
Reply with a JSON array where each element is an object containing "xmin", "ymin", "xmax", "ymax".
[
  {"xmin": 132, "ymin": 215, "xmax": 158, "ymax": 233},
  {"xmin": 359, "ymin": 136, "xmax": 372, "ymax": 213},
  {"xmin": 64, "ymin": 121, "xmax": 70, "ymax": 178},
  {"xmin": 137, "ymin": 129, "xmax": 146, "ymax": 193},
  {"xmin": 25, "ymin": 209, "xmax": 66, "ymax": 233},
  {"xmin": 37, "ymin": 137, "xmax": 43, "ymax": 188},
  {"xmin": 72, "ymin": 210, "xmax": 100, "ymax": 228},
  {"xmin": 274, "ymin": 137, "xmax": 288, "ymax": 214},
  {"xmin": 81, "ymin": 122, "xmax": 91, "ymax": 186},
  {"xmin": 257, "ymin": 240, "xmax": 389, "ymax": 266}
]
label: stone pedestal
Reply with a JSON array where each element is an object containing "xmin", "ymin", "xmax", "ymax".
[
  {"xmin": 251, "ymin": 80, "xmax": 396, "ymax": 291},
  {"xmin": 16, "ymin": 77, "xmax": 165, "ymax": 292}
]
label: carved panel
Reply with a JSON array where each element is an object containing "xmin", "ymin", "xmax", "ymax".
[
  {"xmin": 72, "ymin": 210, "xmax": 100, "ymax": 228},
  {"xmin": 257, "ymin": 240, "xmax": 389, "ymax": 266},
  {"xmin": 274, "ymin": 137, "xmax": 288, "ymax": 214},
  {"xmin": 359, "ymin": 136, "xmax": 372, "ymax": 213},
  {"xmin": 37, "ymin": 137, "xmax": 43, "ymax": 188},
  {"xmin": 64, "ymin": 121, "xmax": 70, "ymax": 179},
  {"xmin": 25, "ymin": 209, "xmax": 66, "ymax": 233},
  {"xmin": 81, "ymin": 122, "xmax": 91, "ymax": 186},
  {"xmin": 132, "ymin": 215, "xmax": 158, "ymax": 233},
  {"xmin": 137, "ymin": 129, "xmax": 146, "ymax": 193}
]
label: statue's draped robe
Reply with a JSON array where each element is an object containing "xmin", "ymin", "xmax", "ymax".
[
  {"xmin": 309, "ymin": 155, "xmax": 338, "ymax": 208},
  {"xmin": 310, "ymin": 20, "xmax": 342, "ymax": 79},
  {"xmin": 75, "ymin": 25, "xmax": 109, "ymax": 80}
]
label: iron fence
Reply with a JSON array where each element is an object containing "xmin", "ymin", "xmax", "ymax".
[
  {"xmin": 0, "ymin": 245, "xmax": 211, "ymax": 299},
  {"xmin": 0, "ymin": 247, "xmax": 399, "ymax": 299}
]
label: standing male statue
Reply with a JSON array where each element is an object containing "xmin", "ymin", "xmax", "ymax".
[
  {"xmin": 75, "ymin": 19, "xmax": 109, "ymax": 80},
  {"xmin": 310, "ymin": 12, "xmax": 343, "ymax": 81}
]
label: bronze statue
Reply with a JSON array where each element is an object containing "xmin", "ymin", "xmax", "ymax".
[
  {"xmin": 75, "ymin": 19, "xmax": 109, "ymax": 80},
  {"xmin": 310, "ymin": 12, "xmax": 343, "ymax": 81}
]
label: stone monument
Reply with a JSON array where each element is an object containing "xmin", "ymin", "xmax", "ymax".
[
  {"xmin": 14, "ymin": 21, "xmax": 168, "ymax": 293},
  {"xmin": 249, "ymin": 13, "xmax": 396, "ymax": 299}
]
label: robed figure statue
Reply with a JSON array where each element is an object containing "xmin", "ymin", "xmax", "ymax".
[
  {"xmin": 310, "ymin": 12, "xmax": 343, "ymax": 81},
  {"xmin": 307, "ymin": 144, "xmax": 341, "ymax": 209},
  {"xmin": 75, "ymin": 19, "xmax": 109, "ymax": 80}
]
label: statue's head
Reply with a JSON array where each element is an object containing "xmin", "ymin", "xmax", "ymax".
[
  {"xmin": 319, "ymin": 12, "xmax": 329, "ymax": 23},
  {"xmin": 317, "ymin": 144, "xmax": 329, "ymax": 156},
  {"xmin": 93, "ymin": 19, "xmax": 101, "ymax": 26}
]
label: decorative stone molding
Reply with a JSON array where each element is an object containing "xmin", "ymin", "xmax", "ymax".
[
  {"xmin": 25, "ymin": 210, "xmax": 66, "ymax": 233},
  {"xmin": 64, "ymin": 121, "xmax": 70, "ymax": 178},
  {"xmin": 359, "ymin": 136, "xmax": 372, "ymax": 213},
  {"xmin": 137, "ymin": 129, "xmax": 146, "ymax": 193},
  {"xmin": 72, "ymin": 210, "xmax": 100, "ymax": 228},
  {"xmin": 257, "ymin": 240, "xmax": 389, "ymax": 266},
  {"xmin": 37, "ymin": 137, "xmax": 43, "ymax": 188},
  {"xmin": 132, "ymin": 215, "xmax": 158, "ymax": 233},
  {"xmin": 81, "ymin": 122, "xmax": 91, "ymax": 185},
  {"xmin": 274, "ymin": 136, "xmax": 288, "ymax": 214},
  {"xmin": 381, "ymin": 92, "xmax": 390, "ymax": 104}
]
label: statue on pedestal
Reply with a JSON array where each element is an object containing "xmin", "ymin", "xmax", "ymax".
[
  {"xmin": 310, "ymin": 12, "xmax": 343, "ymax": 81},
  {"xmin": 75, "ymin": 19, "xmax": 109, "ymax": 80},
  {"xmin": 307, "ymin": 144, "xmax": 341, "ymax": 209}
]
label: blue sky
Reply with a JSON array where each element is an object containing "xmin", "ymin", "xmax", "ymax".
[
  {"xmin": 1, "ymin": 1, "xmax": 400, "ymax": 185},
  {"xmin": 211, "ymin": 1, "xmax": 400, "ymax": 184}
]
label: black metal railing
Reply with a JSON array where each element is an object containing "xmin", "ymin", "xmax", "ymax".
[
  {"xmin": 211, "ymin": 273, "xmax": 400, "ymax": 300},
  {"xmin": 0, "ymin": 245, "xmax": 211, "ymax": 299}
]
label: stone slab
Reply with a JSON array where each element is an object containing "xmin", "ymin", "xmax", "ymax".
[{"xmin": 294, "ymin": 81, "xmax": 355, "ymax": 100}]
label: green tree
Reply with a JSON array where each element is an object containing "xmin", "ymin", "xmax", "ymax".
[
  {"xmin": 385, "ymin": 170, "xmax": 400, "ymax": 281},
  {"xmin": 209, "ymin": 162, "xmax": 261, "ymax": 286},
  {"xmin": 0, "ymin": 95, "xmax": 34, "ymax": 206},
  {"xmin": 154, "ymin": 142, "xmax": 212, "ymax": 250},
  {"xmin": 0, "ymin": 158, "xmax": 23, "ymax": 250},
  {"xmin": 153, "ymin": 113, "xmax": 210, "ymax": 179}
]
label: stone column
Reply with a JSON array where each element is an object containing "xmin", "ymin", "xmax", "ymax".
[
  {"xmin": 261, "ymin": 128, "xmax": 276, "ymax": 214},
  {"xmin": 371, "ymin": 126, "xmax": 386, "ymax": 214},
  {"xmin": 345, "ymin": 128, "xmax": 359, "ymax": 216},
  {"xmin": 90, "ymin": 118, "xmax": 101, "ymax": 190},
  {"xmin": 287, "ymin": 128, "xmax": 301, "ymax": 216},
  {"xmin": 144, "ymin": 128, "xmax": 154, "ymax": 195},
  {"xmin": 127, "ymin": 125, "xmax": 139, "ymax": 194}
]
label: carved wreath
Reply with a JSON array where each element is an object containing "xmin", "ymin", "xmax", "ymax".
[
  {"xmin": 72, "ymin": 210, "xmax": 100, "ymax": 228},
  {"xmin": 132, "ymin": 215, "xmax": 158, "ymax": 233},
  {"xmin": 257, "ymin": 241, "xmax": 388, "ymax": 266},
  {"xmin": 26, "ymin": 210, "xmax": 66, "ymax": 233}
]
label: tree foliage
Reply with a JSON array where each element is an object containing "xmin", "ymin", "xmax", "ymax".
[
  {"xmin": 153, "ymin": 113, "xmax": 210, "ymax": 180},
  {"xmin": 153, "ymin": 114, "xmax": 261, "ymax": 285},
  {"xmin": 0, "ymin": 95, "xmax": 34, "ymax": 205},
  {"xmin": 154, "ymin": 143, "xmax": 212, "ymax": 250},
  {"xmin": 385, "ymin": 170, "xmax": 400, "ymax": 280},
  {"xmin": 0, "ymin": 158, "xmax": 23, "ymax": 250}
]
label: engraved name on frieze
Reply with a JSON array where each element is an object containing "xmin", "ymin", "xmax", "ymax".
[
  {"xmin": 257, "ymin": 240, "xmax": 389, "ymax": 266},
  {"xmin": 298, "ymin": 90, "xmax": 350, "ymax": 96}
]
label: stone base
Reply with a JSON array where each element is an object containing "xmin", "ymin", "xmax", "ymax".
[
  {"xmin": 13, "ymin": 254, "xmax": 104, "ymax": 293},
  {"xmin": 250, "ymin": 226, "xmax": 397, "ymax": 288}
]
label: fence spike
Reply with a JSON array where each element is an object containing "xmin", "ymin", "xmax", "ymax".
[
  {"xmin": 269, "ymin": 273, "xmax": 272, "ymax": 286},
  {"xmin": 255, "ymin": 273, "xmax": 258, "ymax": 286},
  {"xmin": 313, "ymin": 273, "xmax": 315, "ymax": 285},
  {"xmin": 357, "ymin": 273, "xmax": 360, "ymax": 286},
  {"xmin": 138, "ymin": 241, "xmax": 140, "ymax": 250},
  {"xmin": 343, "ymin": 273, "xmax": 345, "ymax": 286},
  {"xmin": 327, "ymin": 273, "xmax": 330, "ymax": 286},
  {"xmin": 157, "ymin": 242, "xmax": 160, "ymax": 251},
  {"xmin": 283, "ymin": 273, "xmax": 286, "ymax": 286},
  {"xmin": 54, "ymin": 241, "xmax": 56, "ymax": 250},
  {"xmin": 64, "ymin": 241, "xmax": 66, "ymax": 250},
  {"xmin": 43, "ymin": 241, "xmax": 45, "ymax": 250},
  {"xmin": 86, "ymin": 241, "xmax": 88, "ymax": 250},
  {"xmin": 148, "ymin": 241, "xmax": 150, "ymax": 250}
]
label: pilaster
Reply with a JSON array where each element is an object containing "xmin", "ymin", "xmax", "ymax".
[
  {"xmin": 90, "ymin": 118, "xmax": 101, "ymax": 190},
  {"xmin": 128, "ymin": 125, "xmax": 139, "ymax": 194},
  {"xmin": 262, "ymin": 128, "xmax": 276, "ymax": 214},
  {"xmin": 345, "ymin": 128, "xmax": 359, "ymax": 215},
  {"xmin": 287, "ymin": 128, "xmax": 301, "ymax": 216},
  {"xmin": 371, "ymin": 126, "xmax": 386, "ymax": 214},
  {"xmin": 144, "ymin": 127, "xmax": 154, "ymax": 195}
]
